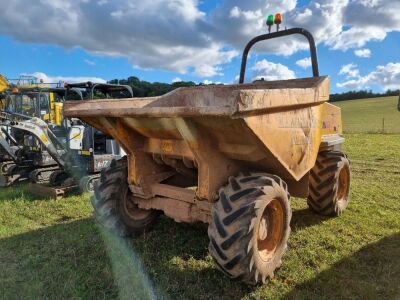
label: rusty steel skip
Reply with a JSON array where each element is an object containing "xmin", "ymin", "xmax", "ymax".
[{"xmin": 62, "ymin": 28, "xmax": 351, "ymax": 285}]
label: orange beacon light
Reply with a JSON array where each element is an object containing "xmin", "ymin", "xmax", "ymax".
[{"xmin": 274, "ymin": 13, "xmax": 282, "ymax": 31}]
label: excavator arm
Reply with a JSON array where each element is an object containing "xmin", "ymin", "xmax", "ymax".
[
  {"xmin": 0, "ymin": 129, "xmax": 18, "ymax": 162},
  {"xmin": 0, "ymin": 112, "xmax": 66, "ymax": 169}
]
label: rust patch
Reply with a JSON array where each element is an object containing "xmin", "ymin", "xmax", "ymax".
[{"xmin": 161, "ymin": 140, "xmax": 173, "ymax": 153}]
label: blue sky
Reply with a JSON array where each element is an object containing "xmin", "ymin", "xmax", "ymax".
[{"xmin": 0, "ymin": 0, "xmax": 399, "ymax": 93}]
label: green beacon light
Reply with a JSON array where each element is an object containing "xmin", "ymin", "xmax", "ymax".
[{"xmin": 266, "ymin": 15, "xmax": 274, "ymax": 33}]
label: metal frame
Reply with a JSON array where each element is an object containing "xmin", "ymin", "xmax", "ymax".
[
  {"xmin": 65, "ymin": 82, "xmax": 133, "ymax": 100},
  {"xmin": 65, "ymin": 82, "xmax": 132, "ymax": 156},
  {"xmin": 239, "ymin": 27, "xmax": 319, "ymax": 84}
]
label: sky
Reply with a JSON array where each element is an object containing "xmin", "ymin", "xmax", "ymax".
[{"xmin": 0, "ymin": 0, "xmax": 399, "ymax": 93}]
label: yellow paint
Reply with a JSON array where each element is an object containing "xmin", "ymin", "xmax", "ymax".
[
  {"xmin": 49, "ymin": 92, "xmax": 55, "ymax": 124},
  {"xmin": 0, "ymin": 75, "xmax": 9, "ymax": 109},
  {"xmin": 161, "ymin": 140, "xmax": 173, "ymax": 153},
  {"xmin": 40, "ymin": 133, "xmax": 49, "ymax": 143},
  {"xmin": 54, "ymin": 102, "xmax": 63, "ymax": 126},
  {"xmin": 0, "ymin": 75, "xmax": 9, "ymax": 92},
  {"xmin": 72, "ymin": 133, "xmax": 82, "ymax": 140},
  {"xmin": 321, "ymin": 102, "xmax": 342, "ymax": 135},
  {"xmin": 42, "ymin": 113, "xmax": 50, "ymax": 121},
  {"xmin": 244, "ymin": 104, "xmax": 323, "ymax": 181}
]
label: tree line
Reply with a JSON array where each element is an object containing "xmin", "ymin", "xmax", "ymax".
[{"xmin": 330, "ymin": 89, "xmax": 400, "ymax": 102}]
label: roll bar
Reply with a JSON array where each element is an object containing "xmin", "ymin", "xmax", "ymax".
[
  {"xmin": 239, "ymin": 28, "xmax": 319, "ymax": 84},
  {"xmin": 64, "ymin": 82, "xmax": 133, "ymax": 99}
]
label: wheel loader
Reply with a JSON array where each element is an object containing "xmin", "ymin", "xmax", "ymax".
[
  {"xmin": 25, "ymin": 82, "xmax": 132, "ymax": 198},
  {"xmin": 63, "ymin": 27, "xmax": 351, "ymax": 285}
]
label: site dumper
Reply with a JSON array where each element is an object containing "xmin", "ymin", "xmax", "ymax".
[{"xmin": 63, "ymin": 28, "xmax": 351, "ymax": 285}]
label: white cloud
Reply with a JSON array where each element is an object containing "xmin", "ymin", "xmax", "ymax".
[
  {"xmin": 84, "ymin": 59, "xmax": 95, "ymax": 66},
  {"xmin": 251, "ymin": 59, "xmax": 295, "ymax": 81},
  {"xmin": 339, "ymin": 63, "xmax": 360, "ymax": 79},
  {"xmin": 337, "ymin": 62, "xmax": 400, "ymax": 90},
  {"xmin": 27, "ymin": 72, "xmax": 106, "ymax": 84},
  {"xmin": 203, "ymin": 79, "xmax": 213, "ymax": 84},
  {"xmin": 329, "ymin": 26, "xmax": 386, "ymax": 50},
  {"xmin": 296, "ymin": 57, "xmax": 312, "ymax": 69},
  {"xmin": 319, "ymin": 0, "xmax": 400, "ymax": 51},
  {"xmin": 0, "ymin": 0, "xmax": 399, "ymax": 78},
  {"xmin": 354, "ymin": 48, "xmax": 371, "ymax": 58},
  {"xmin": 211, "ymin": 0, "xmax": 400, "ymax": 55},
  {"xmin": 171, "ymin": 77, "xmax": 182, "ymax": 83},
  {"xmin": 0, "ymin": 0, "xmax": 237, "ymax": 78}
]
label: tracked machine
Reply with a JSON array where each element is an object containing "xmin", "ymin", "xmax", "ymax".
[
  {"xmin": 27, "ymin": 82, "xmax": 132, "ymax": 198},
  {"xmin": 0, "ymin": 86, "xmax": 83, "ymax": 186}
]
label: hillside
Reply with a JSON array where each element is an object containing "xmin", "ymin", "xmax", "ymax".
[{"xmin": 335, "ymin": 96, "xmax": 399, "ymax": 133}]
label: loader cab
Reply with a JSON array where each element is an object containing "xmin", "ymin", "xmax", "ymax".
[
  {"xmin": 4, "ymin": 91, "xmax": 48, "ymax": 118},
  {"xmin": 64, "ymin": 82, "xmax": 132, "ymax": 174},
  {"xmin": 3, "ymin": 90, "xmax": 48, "ymax": 146}
]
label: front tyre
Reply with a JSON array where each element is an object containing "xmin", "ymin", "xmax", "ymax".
[
  {"xmin": 208, "ymin": 173, "xmax": 291, "ymax": 285},
  {"xmin": 91, "ymin": 157, "xmax": 160, "ymax": 237}
]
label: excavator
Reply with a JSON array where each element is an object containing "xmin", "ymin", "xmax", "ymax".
[
  {"xmin": 0, "ymin": 75, "xmax": 46, "ymax": 181},
  {"xmin": 0, "ymin": 85, "xmax": 82, "ymax": 185},
  {"xmin": 0, "ymin": 75, "xmax": 131, "ymax": 196},
  {"xmin": 18, "ymin": 82, "xmax": 133, "ymax": 198}
]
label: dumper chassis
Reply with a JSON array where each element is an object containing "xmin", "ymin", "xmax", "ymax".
[{"xmin": 64, "ymin": 28, "xmax": 351, "ymax": 285}]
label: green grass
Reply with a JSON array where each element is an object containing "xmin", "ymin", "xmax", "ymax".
[
  {"xmin": 0, "ymin": 133, "xmax": 399, "ymax": 299},
  {"xmin": 335, "ymin": 96, "xmax": 400, "ymax": 133},
  {"xmin": 1, "ymin": 96, "xmax": 399, "ymax": 299}
]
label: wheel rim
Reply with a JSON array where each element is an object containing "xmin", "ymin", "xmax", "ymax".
[
  {"xmin": 122, "ymin": 189, "xmax": 152, "ymax": 221},
  {"xmin": 337, "ymin": 164, "xmax": 350, "ymax": 203},
  {"xmin": 86, "ymin": 179, "xmax": 94, "ymax": 192},
  {"xmin": 257, "ymin": 198, "xmax": 284, "ymax": 262}
]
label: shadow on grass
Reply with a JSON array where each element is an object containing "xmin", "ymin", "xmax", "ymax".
[
  {"xmin": 0, "ymin": 216, "xmax": 250, "ymax": 300},
  {"xmin": 0, "ymin": 218, "xmax": 118, "ymax": 299},
  {"xmin": 130, "ymin": 217, "xmax": 252, "ymax": 299},
  {"xmin": 0, "ymin": 183, "xmax": 37, "ymax": 202},
  {"xmin": 290, "ymin": 207, "xmax": 330, "ymax": 232},
  {"xmin": 285, "ymin": 233, "xmax": 400, "ymax": 299},
  {"xmin": 2, "ymin": 213, "xmax": 398, "ymax": 300}
]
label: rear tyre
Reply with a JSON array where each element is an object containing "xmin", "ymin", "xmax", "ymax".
[
  {"xmin": 208, "ymin": 173, "xmax": 291, "ymax": 285},
  {"xmin": 308, "ymin": 151, "xmax": 350, "ymax": 216},
  {"xmin": 91, "ymin": 157, "xmax": 160, "ymax": 237}
]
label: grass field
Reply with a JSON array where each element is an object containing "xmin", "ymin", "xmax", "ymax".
[
  {"xmin": 335, "ymin": 96, "xmax": 399, "ymax": 133},
  {"xmin": 1, "ymin": 98, "xmax": 399, "ymax": 299}
]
